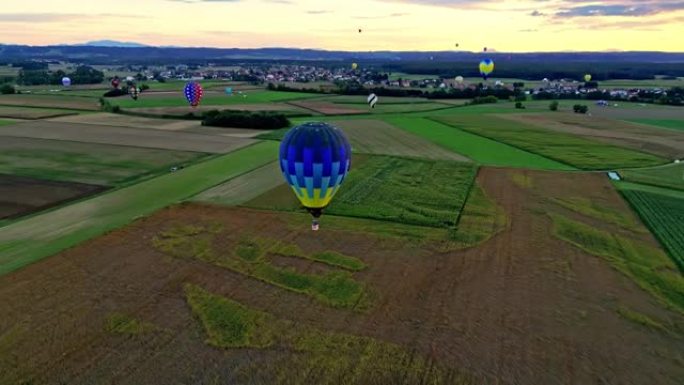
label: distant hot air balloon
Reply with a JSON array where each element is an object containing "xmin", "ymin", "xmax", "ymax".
[
  {"xmin": 279, "ymin": 122, "xmax": 352, "ymax": 231},
  {"xmin": 61, "ymin": 77, "xmax": 71, "ymax": 87},
  {"xmin": 351, "ymin": 63, "xmax": 358, "ymax": 70},
  {"xmin": 367, "ymin": 93, "xmax": 378, "ymax": 109},
  {"xmin": 225, "ymin": 87, "xmax": 233, "ymax": 96},
  {"xmin": 455, "ymin": 43, "xmax": 459, "ymax": 48},
  {"xmin": 125, "ymin": 76, "xmax": 134, "ymax": 83},
  {"xmin": 479, "ymin": 59, "xmax": 494, "ymax": 80},
  {"xmin": 484, "ymin": 47, "xmax": 488, "ymax": 52},
  {"xmin": 358, "ymin": 28, "xmax": 362, "ymax": 33},
  {"xmin": 584, "ymin": 74, "xmax": 592, "ymax": 82},
  {"xmin": 543, "ymin": 78, "xmax": 550, "ymax": 83},
  {"xmin": 184, "ymin": 81, "xmax": 203, "ymax": 108},
  {"xmin": 455, "ymin": 76, "xmax": 464, "ymax": 84},
  {"xmin": 111, "ymin": 77, "xmax": 121, "ymax": 89},
  {"xmin": 129, "ymin": 86, "xmax": 140, "ymax": 101}
]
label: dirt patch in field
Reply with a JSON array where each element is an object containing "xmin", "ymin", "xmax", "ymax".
[
  {"xmin": 0, "ymin": 174, "xmax": 106, "ymax": 220},
  {"xmin": 0, "ymin": 94, "xmax": 101, "ymax": 111},
  {"xmin": 287, "ymin": 100, "xmax": 365, "ymax": 115},
  {"xmin": 0, "ymin": 120, "xmax": 254, "ymax": 153},
  {"xmin": 331, "ymin": 119, "xmax": 469, "ymax": 161},
  {"xmin": 499, "ymin": 113, "xmax": 684, "ymax": 159},
  {"xmin": 1, "ymin": 170, "xmax": 683, "ymax": 384}
]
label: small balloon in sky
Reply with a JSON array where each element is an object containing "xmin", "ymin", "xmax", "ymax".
[{"xmin": 61, "ymin": 77, "xmax": 71, "ymax": 87}]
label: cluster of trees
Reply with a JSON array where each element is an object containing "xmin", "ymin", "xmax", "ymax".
[
  {"xmin": 533, "ymin": 87, "xmax": 683, "ymax": 106},
  {"xmin": 17, "ymin": 65, "xmax": 105, "ymax": 85},
  {"xmin": 467, "ymin": 95, "xmax": 498, "ymax": 105},
  {"xmin": 573, "ymin": 104, "xmax": 589, "ymax": 114},
  {"xmin": 269, "ymin": 81, "xmax": 522, "ymax": 100},
  {"xmin": 202, "ymin": 110, "xmax": 290, "ymax": 130},
  {"xmin": 0, "ymin": 84, "xmax": 16, "ymax": 94}
]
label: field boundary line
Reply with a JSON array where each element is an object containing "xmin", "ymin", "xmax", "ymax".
[
  {"xmin": 452, "ymin": 166, "xmax": 479, "ymax": 230},
  {"xmin": 184, "ymin": 159, "xmax": 281, "ymax": 202}
]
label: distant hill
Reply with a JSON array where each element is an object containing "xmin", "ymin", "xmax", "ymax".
[
  {"xmin": 82, "ymin": 40, "xmax": 149, "ymax": 48},
  {"xmin": 0, "ymin": 44, "xmax": 682, "ymax": 67}
]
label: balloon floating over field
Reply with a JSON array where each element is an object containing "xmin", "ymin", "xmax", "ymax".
[
  {"xmin": 484, "ymin": 47, "xmax": 488, "ymax": 52},
  {"xmin": 367, "ymin": 93, "xmax": 378, "ymax": 109},
  {"xmin": 111, "ymin": 77, "xmax": 121, "ymax": 89},
  {"xmin": 351, "ymin": 62, "xmax": 358, "ymax": 70},
  {"xmin": 129, "ymin": 86, "xmax": 140, "ymax": 101},
  {"xmin": 358, "ymin": 28, "xmax": 362, "ymax": 33},
  {"xmin": 61, "ymin": 77, "xmax": 71, "ymax": 87},
  {"xmin": 279, "ymin": 122, "xmax": 352, "ymax": 231},
  {"xmin": 584, "ymin": 74, "xmax": 592, "ymax": 82},
  {"xmin": 479, "ymin": 59, "xmax": 494, "ymax": 80},
  {"xmin": 225, "ymin": 87, "xmax": 233, "ymax": 96},
  {"xmin": 184, "ymin": 81, "xmax": 203, "ymax": 108},
  {"xmin": 455, "ymin": 76, "xmax": 464, "ymax": 84}
]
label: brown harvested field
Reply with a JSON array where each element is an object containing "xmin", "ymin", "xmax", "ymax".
[
  {"xmin": 0, "ymin": 106, "xmax": 78, "ymax": 120},
  {"xmin": 1, "ymin": 168, "xmax": 682, "ymax": 384},
  {"xmin": 0, "ymin": 120, "xmax": 255, "ymax": 153},
  {"xmin": 287, "ymin": 100, "xmax": 365, "ymax": 115},
  {"xmin": 331, "ymin": 119, "xmax": 470, "ymax": 161},
  {"xmin": 0, "ymin": 94, "xmax": 101, "ymax": 111},
  {"xmin": 49, "ymin": 112, "xmax": 203, "ymax": 131},
  {"xmin": 499, "ymin": 113, "xmax": 684, "ymax": 159},
  {"xmin": 0, "ymin": 174, "xmax": 105, "ymax": 220}
]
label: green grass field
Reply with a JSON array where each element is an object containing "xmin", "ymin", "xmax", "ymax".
[
  {"xmin": 620, "ymin": 189, "xmax": 684, "ymax": 272},
  {"xmin": 247, "ymin": 155, "xmax": 476, "ymax": 228},
  {"xmin": 628, "ymin": 119, "xmax": 684, "ymax": 131},
  {"xmin": 386, "ymin": 117, "xmax": 573, "ymax": 170},
  {"xmin": 437, "ymin": 115, "xmax": 667, "ymax": 170},
  {"xmin": 109, "ymin": 90, "xmax": 321, "ymax": 108},
  {"xmin": 0, "ymin": 141, "xmax": 278, "ymax": 276},
  {"xmin": 621, "ymin": 163, "xmax": 684, "ymax": 191},
  {"xmin": 0, "ymin": 137, "xmax": 208, "ymax": 186},
  {"xmin": 0, "ymin": 119, "xmax": 15, "ymax": 126}
]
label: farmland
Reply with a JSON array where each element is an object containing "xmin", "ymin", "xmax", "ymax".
[
  {"xmin": 629, "ymin": 119, "xmax": 684, "ymax": 131},
  {"xmin": 247, "ymin": 155, "xmax": 476, "ymax": 228},
  {"xmin": 0, "ymin": 136, "xmax": 207, "ymax": 186},
  {"xmin": 436, "ymin": 114, "xmax": 667, "ymax": 169},
  {"xmin": 1, "ymin": 80, "xmax": 684, "ymax": 385},
  {"xmin": 620, "ymin": 188, "xmax": 684, "ymax": 272},
  {"xmin": 387, "ymin": 117, "xmax": 573, "ymax": 169}
]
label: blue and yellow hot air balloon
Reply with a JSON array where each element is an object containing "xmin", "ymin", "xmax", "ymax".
[
  {"xmin": 279, "ymin": 122, "xmax": 352, "ymax": 230},
  {"xmin": 479, "ymin": 59, "xmax": 494, "ymax": 80}
]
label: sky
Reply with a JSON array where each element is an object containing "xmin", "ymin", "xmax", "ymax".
[{"xmin": 1, "ymin": 0, "xmax": 683, "ymax": 52}]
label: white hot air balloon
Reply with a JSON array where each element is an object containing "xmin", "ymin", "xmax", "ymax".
[
  {"xmin": 367, "ymin": 93, "xmax": 378, "ymax": 109},
  {"xmin": 62, "ymin": 77, "xmax": 71, "ymax": 87},
  {"xmin": 455, "ymin": 76, "xmax": 464, "ymax": 84}
]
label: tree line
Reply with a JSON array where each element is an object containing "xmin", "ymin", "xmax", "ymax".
[{"xmin": 16, "ymin": 65, "xmax": 105, "ymax": 85}]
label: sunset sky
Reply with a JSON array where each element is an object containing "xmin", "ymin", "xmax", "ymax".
[{"xmin": 1, "ymin": 0, "xmax": 683, "ymax": 52}]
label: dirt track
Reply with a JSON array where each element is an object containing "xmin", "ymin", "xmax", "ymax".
[
  {"xmin": 0, "ymin": 174, "xmax": 105, "ymax": 220},
  {"xmin": 0, "ymin": 169, "xmax": 682, "ymax": 384}
]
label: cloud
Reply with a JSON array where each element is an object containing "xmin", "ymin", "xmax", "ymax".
[
  {"xmin": 555, "ymin": 1, "xmax": 684, "ymax": 17},
  {"xmin": 307, "ymin": 10, "xmax": 332, "ymax": 14},
  {"xmin": 519, "ymin": 28, "xmax": 538, "ymax": 32},
  {"xmin": 353, "ymin": 12, "xmax": 410, "ymax": 19},
  {"xmin": 0, "ymin": 13, "xmax": 146, "ymax": 22}
]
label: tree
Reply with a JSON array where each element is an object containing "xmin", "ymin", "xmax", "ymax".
[
  {"xmin": 515, "ymin": 102, "xmax": 525, "ymax": 109},
  {"xmin": 573, "ymin": 104, "xmax": 588, "ymax": 114},
  {"xmin": 0, "ymin": 84, "xmax": 16, "ymax": 94},
  {"xmin": 549, "ymin": 101, "xmax": 559, "ymax": 111}
]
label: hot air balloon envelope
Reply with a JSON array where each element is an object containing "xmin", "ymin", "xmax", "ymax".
[
  {"xmin": 279, "ymin": 122, "xmax": 352, "ymax": 227},
  {"xmin": 455, "ymin": 76, "xmax": 464, "ymax": 83},
  {"xmin": 184, "ymin": 82, "xmax": 203, "ymax": 107},
  {"xmin": 225, "ymin": 87, "xmax": 233, "ymax": 95},
  {"xmin": 479, "ymin": 59, "xmax": 494, "ymax": 80},
  {"xmin": 62, "ymin": 77, "xmax": 71, "ymax": 87},
  {"xmin": 584, "ymin": 74, "xmax": 592, "ymax": 82},
  {"xmin": 351, "ymin": 63, "xmax": 358, "ymax": 70}
]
